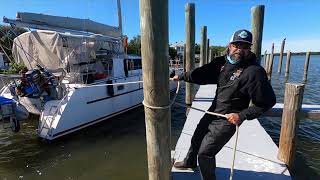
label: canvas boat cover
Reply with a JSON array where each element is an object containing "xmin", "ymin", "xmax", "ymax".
[{"xmin": 12, "ymin": 30, "xmax": 124, "ymax": 73}]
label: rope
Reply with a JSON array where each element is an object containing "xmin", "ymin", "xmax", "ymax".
[
  {"xmin": 230, "ymin": 125, "xmax": 239, "ymax": 180},
  {"xmin": 76, "ymin": 80, "xmax": 144, "ymax": 88},
  {"xmin": 142, "ymin": 79, "xmax": 180, "ymax": 110},
  {"xmin": 77, "ymin": 78, "xmax": 180, "ymax": 110},
  {"xmin": 174, "ymin": 102, "xmax": 227, "ymax": 118}
]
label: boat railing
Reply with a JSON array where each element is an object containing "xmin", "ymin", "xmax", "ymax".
[{"xmin": 42, "ymin": 90, "xmax": 70, "ymax": 138}]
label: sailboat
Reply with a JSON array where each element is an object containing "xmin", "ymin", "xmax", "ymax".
[{"xmin": 0, "ymin": 0, "xmax": 177, "ymax": 140}]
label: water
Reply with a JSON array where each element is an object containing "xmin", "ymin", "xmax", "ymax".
[{"xmin": 0, "ymin": 56, "xmax": 319, "ymax": 179}]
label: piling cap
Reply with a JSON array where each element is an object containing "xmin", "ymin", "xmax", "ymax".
[{"xmin": 229, "ymin": 29, "xmax": 252, "ymax": 44}]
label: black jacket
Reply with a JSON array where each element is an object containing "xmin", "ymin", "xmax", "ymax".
[{"xmin": 179, "ymin": 53, "xmax": 276, "ymax": 123}]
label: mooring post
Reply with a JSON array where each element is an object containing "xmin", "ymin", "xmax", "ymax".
[
  {"xmin": 200, "ymin": 26, "xmax": 207, "ymax": 67},
  {"xmin": 267, "ymin": 54, "xmax": 274, "ymax": 81},
  {"xmin": 206, "ymin": 38, "xmax": 210, "ymax": 64},
  {"xmin": 303, "ymin": 51, "xmax": 311, "ymax": 82},
  {"xmin": 185, "ymin": 3, "xmax": 195, "ymax": 105},
  {"xmin": 263, "ymin": 50, "xmax": 267, "ymax": 67},
  {"xmin": 251, "ymin": 5, "xmax": 265, "ymax": 65},
  {"xmin": 183, "ymin": 43, "xmax": 186, "ymax": 72},
  {"xmin": 140, "ymin": 0, "xmax": 170, "ymax": 179},
  {"xmin": 278, "ymin": 83, "xmax": 304, "ymax": 169},
  {"xmin": 285, "ymin": 50, "xmax": 291, "ymax": 78},
  {"xmin": 278, "ymin": 38, "xmax": 286, "ymax": 73},
  {"xmin": 209, "ymin": 49, "xmax": 213, "ymax": 63},
  {"xmin": 264, "ymin": 54, "xmax": 269, "ymax": 72}
]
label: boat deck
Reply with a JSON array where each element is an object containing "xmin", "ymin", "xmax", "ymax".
[{"xmin": 171, "ymin": 84, "xmax": 291, "ymax": 180}]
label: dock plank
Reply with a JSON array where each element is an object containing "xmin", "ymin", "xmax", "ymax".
[{"xmin": 172, "ymin": 84, "xmax": 291, "ymax": 179}]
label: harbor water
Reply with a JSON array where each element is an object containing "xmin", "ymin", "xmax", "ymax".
[{"xmin": 0, "ymin": 55, "xmax": 319, "ymax": 179}]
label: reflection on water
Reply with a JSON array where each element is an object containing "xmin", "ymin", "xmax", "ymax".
[{"xmin": 0, "ymin": 56, "xmax": 319, "ymax": 179}]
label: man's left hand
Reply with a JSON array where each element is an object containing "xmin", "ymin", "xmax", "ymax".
[{"xmin": 225, "ymin": 113, "xmax": 240, "ymax": 125}]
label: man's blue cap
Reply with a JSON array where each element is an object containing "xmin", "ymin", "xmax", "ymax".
[{"xmin": 229, "ymin": 29, "xmax": 253, "ymax": 44}]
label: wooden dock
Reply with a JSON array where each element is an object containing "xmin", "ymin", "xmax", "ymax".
[{"xmin": 171, "ymin": 84, "xmax": 291, "ymax": 179}]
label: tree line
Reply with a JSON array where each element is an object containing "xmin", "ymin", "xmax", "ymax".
[{"xmin": 127, "ymin": 35, "xmax": 226, "ymax": 60}]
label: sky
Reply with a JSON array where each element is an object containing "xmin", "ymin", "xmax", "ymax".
[{"xmin": 0, "ymin": 0, "xmax": 319, "ymax": 53}]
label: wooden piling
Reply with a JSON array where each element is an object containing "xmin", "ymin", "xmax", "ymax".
[
  {"xmin": 209, "ymin": 49, "xmax": 213, "ymax": 62},
  {"xmin": 278, "ymin": 38, "xmax": 286, "ymax": 73},
  {"xmin": 185, "ymin": 3, "xmax": 195, "ymax": 105},
  {"xmin": 278, "ymin": 83, "xmax": 304, "ymax": 168},
  {"xmin": 303, "ymin": 51, "xmax": 311, "ymax": 81},
  {"xmin": 140, "ymin": 0, "xmax": 170, "ymax": 179},
  {"xmin": 264, "ymin": 54, "xmax": 269, "ymax": 72},
  {"xmin": 267, "ymin": 53, "xmax": 274, "ymax": 81},
  {"xmin": 285, "ymin": 51, "xmax": 291, "ymax": 78},
  {"xmin": 251, "ymin": 5, "xmax": 265, "ymax": 64},
  {"xmin": 263, "ymin": 50, "xmax": 267, "ymax": 67},
  {"xmin": 183, "ymin": 43, "xmax": 186, "ymax": 72},
  {"xmin": 206, "ymin": 38, "xmax": 210, "ymax": 64},
  {"xmin": 200, "ymin": 26, "xmax": 207, "ymax": 67}
]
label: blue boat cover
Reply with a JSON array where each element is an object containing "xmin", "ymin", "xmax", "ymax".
[{"xmin": 0, "ymin": 96, "xmax": 14, "ymax": 105}]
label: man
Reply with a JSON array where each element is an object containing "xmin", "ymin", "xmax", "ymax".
[{"xmin": 172, "ymin": 29, "xmax": 276, "ymax": 180}]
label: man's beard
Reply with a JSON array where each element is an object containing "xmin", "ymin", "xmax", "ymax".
[{"xmin": 229, "ymin": 52, "xmax": 244, "ymax": 62}]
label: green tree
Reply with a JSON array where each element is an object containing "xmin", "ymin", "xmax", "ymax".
[
  {"xmin": 0, "ymin": 25, "xmax": 27, "ymax": 61},
  {"xmin": 169, "ymin": 47, "xmax": 177, "ymax": 60},
  {"xmin": 127, "ymin": 35, "xmax": 141, "ymax": 56},
  {"xmin": 210, "ymin": 45, "xmax": 226, "ymax": 56}
]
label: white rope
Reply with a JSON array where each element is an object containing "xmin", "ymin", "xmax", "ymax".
[
  {"xmin": 173, "ymin": 102, "xmax": 227, "ymax": 118},
  {"xmin": 77, "ymin": 79, "xmax": 181, "ymax": 110},
  {"xmin": 76, "ymin": 80, "xmax": 144, "ymax": 88},
  {"xmin": 230, "ymin": 125, "xmax": 239, "ymax": 180},
  {"xmin": 142, "ymin": 80, "xmax": 180, "ymax": 110}
]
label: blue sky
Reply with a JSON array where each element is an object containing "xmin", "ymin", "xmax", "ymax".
[{"xmin": 0, "ymin": 0, "xmax": 319, "ymax": 52}]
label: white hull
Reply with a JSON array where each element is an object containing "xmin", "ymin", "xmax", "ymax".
[{"xmin": 38, "ymin": 75, "xmax": 177, "ymax": 140}]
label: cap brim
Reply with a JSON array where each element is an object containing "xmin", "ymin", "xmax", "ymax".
[{"xmin": 230, "ymin": 40, "xmax": 252, "ymax": 45}]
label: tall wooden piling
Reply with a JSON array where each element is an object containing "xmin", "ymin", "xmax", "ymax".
[
  {"xmin": 278, "ymin": 83, "xmax": 304, "ymax": 168},
  {"xmin": 183, "ymin": 43, "xmax": 186, "ymax": 71},
  {"xmin": 200, "ymin": 26, "xmax": 207, "ymax": 67},
  {"xmin": 251, "ymin": 5, "xmax": 265, "ymax": 64},
  {"xmin": 209, "ymin": 49, "xmax": 213, "ymax": 62},
  {"xmin": 278, "ymin": 38, "xmax": 286, "ymax": 73},
  {"xmin": 267, "ymin": 53, "xmax": 274, "ymax": 81},
  {"xmin": 206, "ymin": 38, "xmax": 210, "ymax": 64},
  {"xmin": 303, "ymin": 51, "xmax": 311, "ymax": 81},
  {"xmin": 140, "ymin": 0, "xmax": 170, "ymax": 179},
  {"xmin": 285, "ymin": 51, "xmax": 291, "ymax": 78},
  {"xmin": 185, "ymin": 3, "xmax": 195, "ymax": 105}
]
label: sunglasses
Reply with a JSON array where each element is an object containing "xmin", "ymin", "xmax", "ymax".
[{"xmin": 231, "ymin": 43, "xmax": 251, "ymax": 50}]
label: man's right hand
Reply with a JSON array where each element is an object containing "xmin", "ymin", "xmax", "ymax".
[{"xmin": 171, "ymin": 75, "xmax": 179, "ymax": 81}]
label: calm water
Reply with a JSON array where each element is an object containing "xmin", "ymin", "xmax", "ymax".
[{"xmin": 0, "ymin": 55, "xmax": 319, "ymax": 180}]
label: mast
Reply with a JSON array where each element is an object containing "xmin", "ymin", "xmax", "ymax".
[{"xmin": 117, "ymin": 0, "xmax": 123, "ymax": 36}]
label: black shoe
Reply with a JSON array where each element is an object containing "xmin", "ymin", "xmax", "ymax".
[{"xmin": 173, "ymin": 160, "xmax": 197, "ymax": 170}]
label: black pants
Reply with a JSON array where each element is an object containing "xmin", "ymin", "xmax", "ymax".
[{"xmin": 185, "ymin": 112, "xmax": 236, "ymax": 180}]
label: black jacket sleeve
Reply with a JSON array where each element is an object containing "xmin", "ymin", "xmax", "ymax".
[
  {"xmin": 238, "ymin": 66, "xmax": 276, "ymax": 122},
  {"xmin": 178, "ymin": 58, "xmax": 224, "ymax": 85}
]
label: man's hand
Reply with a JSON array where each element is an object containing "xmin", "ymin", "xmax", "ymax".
[
  {"xmin": 171, "ymin": 75, "xmax": 179, "ymax": 81},
  {"xmin": 225, "ymin": 113, "xmax": 240, "ymax": 125}
]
